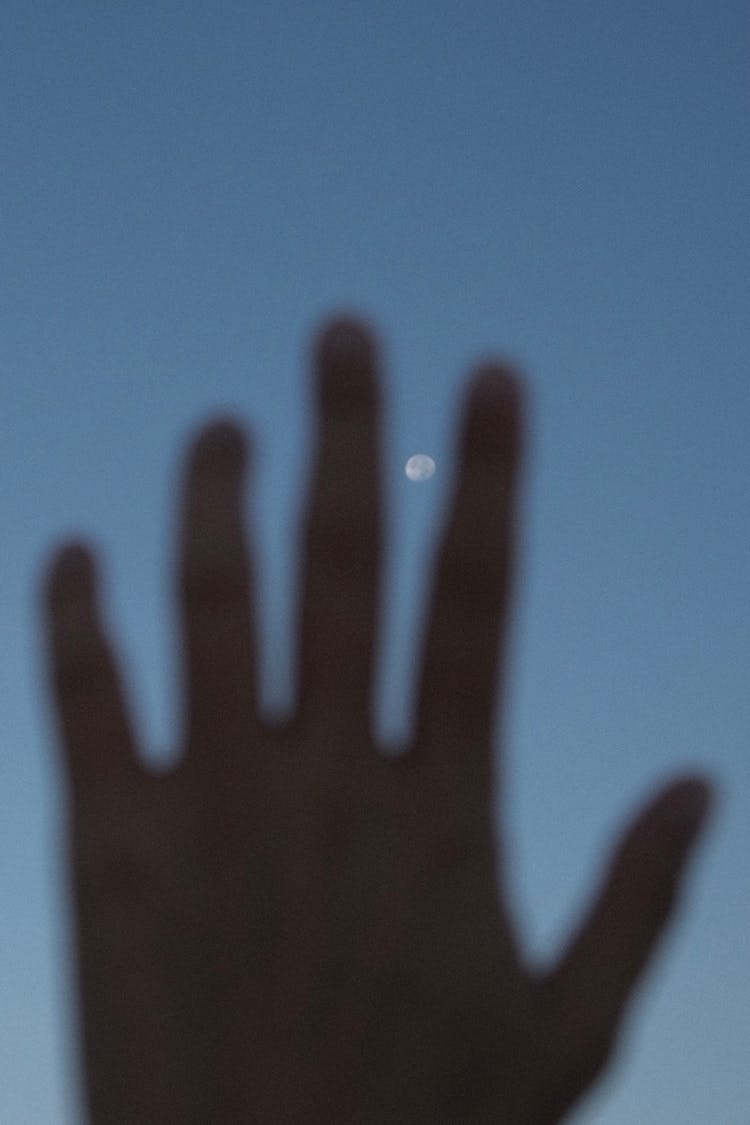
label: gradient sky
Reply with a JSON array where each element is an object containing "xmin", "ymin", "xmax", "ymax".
[{"xmin": 2, "ymin": 3, "xmax": 748, "ymax": 1121}]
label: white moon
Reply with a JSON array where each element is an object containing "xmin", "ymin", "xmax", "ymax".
[{"xmin": 405, "ymin": 454, "xmax": 436, "ymax": 482}]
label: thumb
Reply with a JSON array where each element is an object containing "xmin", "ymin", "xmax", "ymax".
[{"xmin": 543, "ymin": 775, "xmax": 715, "ymax": 1075}]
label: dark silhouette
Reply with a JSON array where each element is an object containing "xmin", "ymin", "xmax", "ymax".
[{"xmin": 42, "ymin": 314, "xmax": 713, "ymax": 1123}]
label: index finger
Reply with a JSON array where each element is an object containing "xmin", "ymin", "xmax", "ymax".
[{"xmin": 412, "ymin": 364, "xmax": 524, "ymax": 784}]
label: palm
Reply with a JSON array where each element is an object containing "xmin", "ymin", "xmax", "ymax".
[{"xmin": 44, "ymin": 315, "xmax": 710, "ymax": 1124}]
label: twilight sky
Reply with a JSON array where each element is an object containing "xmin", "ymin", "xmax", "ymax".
[{"xmin": 1, "ymin": 3, "xmax": 748, "ymax": 1121}]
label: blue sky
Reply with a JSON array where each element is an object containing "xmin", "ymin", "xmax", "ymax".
[{"xmin": 2, "ymin": 2, "xmax": 748, "ymax": 1120}]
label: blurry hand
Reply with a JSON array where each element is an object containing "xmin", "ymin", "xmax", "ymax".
[{"xmin": 43, "ymin": 315, "xmax": 713, "ymax": 1124}]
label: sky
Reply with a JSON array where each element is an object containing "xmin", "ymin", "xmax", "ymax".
[{"xmin": 1, "ymin": 2, "xmax": 748, "ymax": 1121}]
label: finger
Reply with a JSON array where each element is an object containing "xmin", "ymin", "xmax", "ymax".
[
  {"xmin": 178, "ymin": 417, "xmax": 259, "ymax": 764},
  {"xmin": 296, "ymin": 314, "xmax": 383, "ymax": 739},
  {"xmin": 42, "ymin": 542, "xmax": 140, "ymax": 797},
  {"xmin": 544, "ymin": 776, "xmax": 714, "ymax": 1066},
  {"xmin": 412, "ymin": 364, "xmax": 523, "ymax": 780}
]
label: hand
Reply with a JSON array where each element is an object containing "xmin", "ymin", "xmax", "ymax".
[{"xmin": 43, "ymin": 315, "xmax": 713, "ymax": 1124}]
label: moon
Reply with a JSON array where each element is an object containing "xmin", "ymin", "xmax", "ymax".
[{"xmin": 405, "ymin": 454, "xmax": 436, "ymax": 482}]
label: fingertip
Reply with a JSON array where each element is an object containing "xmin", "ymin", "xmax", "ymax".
[
  {"xmin": 189, "ymin": 415, "xmax": 249, "ymax": 475},
  {"xmin": 603, "ymin": 775, "xmax": 717, "ymax": 940},
  {"xmin": 660, "ymin": 775, "xmax": 716, "ymax": 829},
  {"xmin": 463, "ymin": 360, "xmax": 525, "ymax": 467},
  {"xmin": 641, "ymin": 773, "xmax": 717, "ymax": 851},
  {"xmin": 314, "ymin": 312, "xmax": 380, "ymax": 405},
  {"xmin": 470, "ymin": 360, "xmax": 523, "ymax": 411},
  {"xmin": 45, "ymin": 540, "xmax": 98, "ymax": 610},
  {"xmin": 315, "ymin": 311, "xmax": 377, "ymax": 361}
]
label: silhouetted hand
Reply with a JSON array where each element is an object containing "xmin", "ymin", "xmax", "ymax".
[{"xmin": 43, "ymin": 315, "xmax": 713, "ymax": 1124}]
